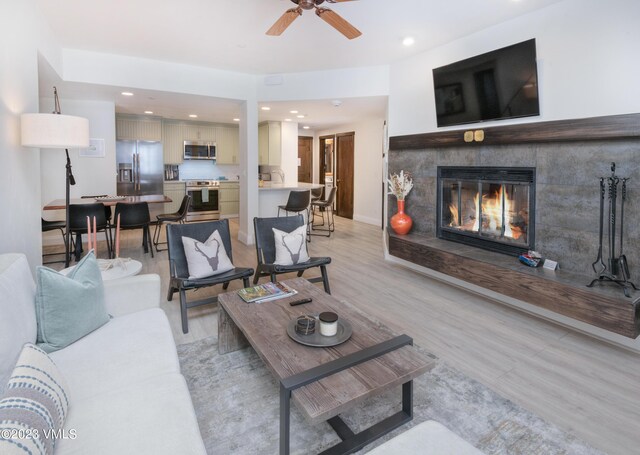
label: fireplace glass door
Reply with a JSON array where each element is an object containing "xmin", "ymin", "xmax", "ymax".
[{"xmin": 438, "ymin": 167, "xmax": 535, "ymax": 255}]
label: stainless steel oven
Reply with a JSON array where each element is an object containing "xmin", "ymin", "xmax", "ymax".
[{"xmin": 186, "ymin": 180, "xmax": 220, "ymax": 222}]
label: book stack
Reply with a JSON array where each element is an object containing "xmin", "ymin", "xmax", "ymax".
[{"xmin": 237, "ymin": 282, "xmax": 297, "ymax": 304}]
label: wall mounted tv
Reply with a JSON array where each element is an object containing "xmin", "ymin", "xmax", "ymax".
[{"xmin": 433, "ymin": 39, "xmax": 540, "ymax": 127}]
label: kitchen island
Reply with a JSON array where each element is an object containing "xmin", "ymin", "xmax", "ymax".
[{"xmin": 258, "ymin": 182, "xmax": 324, "ymax": 218}]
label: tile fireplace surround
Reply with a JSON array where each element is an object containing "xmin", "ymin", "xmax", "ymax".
[{"xmin": 387, "ymin": 114, "xmax": 640, "ymax": 340}]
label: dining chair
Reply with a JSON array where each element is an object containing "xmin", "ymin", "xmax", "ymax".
[
  {"xmin": 114, "ymin": 202, "xmax": 154, "ymax": 258},
  {"xmin": 68, "ymin": 203, "xmax": 112, "ymax": 261},
  {"xmin": 41, "ymin": 218, "xmax": 67, "ymax": 265},
  {"xmin": 81, "ymin": 195, "xmax": 112, "ymax": 224},
  {"xmin": 166, "ymin": 219, "xmax": 254, "ymax": 334},
  {"xmin": 253, "ymin": 215, "xmax": 331, "ymax": 294},
  {"xmin": 153, "ymin": 194, "xmax": 191, "ymax": 253}
]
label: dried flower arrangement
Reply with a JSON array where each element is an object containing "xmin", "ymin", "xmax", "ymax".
[{"xmin": 388, "ymin": 170, "xmax": 414, "ymax": 201}]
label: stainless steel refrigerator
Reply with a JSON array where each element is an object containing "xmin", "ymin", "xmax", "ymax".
[{"xmin": 116, "ymin": 140, "xmax": 164, "ymax": 196}]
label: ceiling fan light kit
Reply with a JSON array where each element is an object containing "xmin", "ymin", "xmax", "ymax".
[{"xmin": 266, "ymin": 0, "xmax": 361, "ymax": 39}]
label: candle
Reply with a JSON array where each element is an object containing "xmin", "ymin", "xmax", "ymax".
[
  {"xmin": 319, "ymin": 312, "xmax": 339, "ymax": 337},
  {"xmin": 87, "ymin": 216, "xmax": 92, "ymax": 251},
  {"xmin": 93, "ymin": 216, "xmax": 98, "ymax": 257},
  {"xmin": 115, "ymin": 213, "xmax": 121, "ymax": 258}
]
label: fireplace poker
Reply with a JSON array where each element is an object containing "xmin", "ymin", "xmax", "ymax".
[
  {"xmin": 591, "ymin": 177, "xmax": 606, "ymax": 275},
  {"xmin": 607, "ymin": 163, "xmax": 619, "ymax": 276},
  {"xmin": 618, "ymin": 178, "xmax": 630, "ymax": 280}
]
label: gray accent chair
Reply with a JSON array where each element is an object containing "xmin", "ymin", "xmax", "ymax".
[
  {"xmin": 253, "ymin": 215, "xmax": 331, "ymax": 294},
  {"xmin": 167, "ymin": 219, "xmax": 254, "ymax": 334}
]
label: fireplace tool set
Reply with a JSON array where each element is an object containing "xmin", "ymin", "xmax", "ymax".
[{"xmin": 587, "ymin": 162, "xmax": 637, "ymax": 297}]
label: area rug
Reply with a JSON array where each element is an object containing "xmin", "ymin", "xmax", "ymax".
[{"xmin": 177, "ymin": 337, "xmax": 602, "ymax": 455}]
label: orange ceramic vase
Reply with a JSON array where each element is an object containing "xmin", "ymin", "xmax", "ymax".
[{"xmin": 390, "ymin": 200, "xmax": 413, "ymax": 235}]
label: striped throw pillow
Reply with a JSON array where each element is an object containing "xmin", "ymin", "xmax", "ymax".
[{"xmin": 0, "ymin": 343, "xmax": 70, "ymax": 455}]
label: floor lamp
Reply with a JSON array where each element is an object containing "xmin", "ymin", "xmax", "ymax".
[{"xmin": 21, "ymin": 87, "xmax": 90, "ymax": 267}]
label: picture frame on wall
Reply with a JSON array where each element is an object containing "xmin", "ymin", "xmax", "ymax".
[{"xmin": 435, "ymin": 83, "xmax": 465, "ymax": 116}]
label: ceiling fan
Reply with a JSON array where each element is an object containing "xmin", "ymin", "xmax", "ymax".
[{"xmin": 267, "ymin": 0, "xmax": 362, "ymax": 40}]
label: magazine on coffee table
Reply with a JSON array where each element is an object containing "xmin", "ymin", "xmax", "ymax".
[{"xmin": 237, "ymin": 282, "xmax": 297, "ymax": 303}]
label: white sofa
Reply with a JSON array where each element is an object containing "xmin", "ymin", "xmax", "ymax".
[{"xmin": 0, "ymin": 253, "xmax": 207, "ymax": 455}]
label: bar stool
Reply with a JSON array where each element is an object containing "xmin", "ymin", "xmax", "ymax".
[
  {"xmin": 310, "ymin": 187, "xmax": 337, "ymax": 237},
  {"xmin": 278, "ymin": 190, "xmax": 311, "ymax": 240},
  {"xmin": 153, "ymin": 195, "xmax": 190, "ymax": 253}
]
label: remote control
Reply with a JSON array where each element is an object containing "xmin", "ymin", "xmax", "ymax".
[{"xmin": 289, "ymin": 298, "xmax": 312, "ymax": 306}]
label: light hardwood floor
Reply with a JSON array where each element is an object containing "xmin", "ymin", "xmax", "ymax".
[{"xmin": 54, "ymin": 216, "xmax": 639, "ymax": 455}]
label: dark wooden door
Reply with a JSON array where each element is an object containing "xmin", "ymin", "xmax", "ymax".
[
  {"xmin": 318, "ymin": 135, "xmax": 334, "ymax": 185},
  {"xmin": 335, "ymin": 132, "xmax": 354, "ymax": 219},
  {"xmin": 297, "ymin": 136, "xmax": 313, "ymax": 183}
]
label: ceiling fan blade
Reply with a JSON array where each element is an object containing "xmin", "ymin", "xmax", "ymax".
[
  {"xmin": 266, "ymin": 8, "xmax": 302, "ymax": 36},
  {"xmin": 326, "ymin": 0, "xmax": 359, "ymax": 3},
  {"xmin": 315, "ymin": 7, "xmax": 362, "ymax": 40}
]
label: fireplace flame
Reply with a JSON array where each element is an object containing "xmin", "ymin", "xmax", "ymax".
[{"xmin": 449, "ymin": 185, "xmax": 524, "ymax": 240}]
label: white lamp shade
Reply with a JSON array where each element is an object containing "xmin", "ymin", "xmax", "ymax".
[{"xmin": 21, "ymin": 113, "xmax": 90, "ymax": 148}]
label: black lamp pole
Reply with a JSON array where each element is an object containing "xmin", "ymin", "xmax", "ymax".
[
  {"xmin": 64, "ymin": 148, "xmax": 76, "ymax": 267},
  {"xmin": 52, "ymin": 87, "xmax": 77, "ymax": 268}
]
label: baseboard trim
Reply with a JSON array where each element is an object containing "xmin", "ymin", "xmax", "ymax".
[
  {"xmin": 353, "ymin": 214, "xmax": 381, "ymax": 226},
  {"xmin": 238, "ymin": 230, "xmax": 255, "ymax": 246}
]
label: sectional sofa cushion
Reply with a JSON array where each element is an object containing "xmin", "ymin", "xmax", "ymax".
[
  {"xmin": 182, "ymin": 230, "xmax": 235, "ymax": 279},
  {"xmin": 0, "ymin": 343, "xmax": 70, "ymax": 455},
  {"xmin": 56, "ymin": 373, "xmax": 206, "ymax": 455},
  {"xmin": 0, "ymin": 254, "xmax": 37, "ymax": 394},
  {"xmin": 35, "ymin": 253, "xmax": 109, "ymax": 353},
  {"xmin": 48, "ymin": 308, "xmax": 180, "ymax": 401}
]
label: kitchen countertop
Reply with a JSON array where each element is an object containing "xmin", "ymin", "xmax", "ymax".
[{"xmin": 259, "ymin": 182, "xmax": 323, "ymax": 191}]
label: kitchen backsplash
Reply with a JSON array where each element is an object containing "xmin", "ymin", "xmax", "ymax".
[{"xmin": 178, "ymin": 160, "xmax": 240, "ymax": 180}]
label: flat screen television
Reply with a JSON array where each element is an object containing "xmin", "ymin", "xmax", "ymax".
[{"xmin": 433, "ymin": 39, "xmax": 540, "ymax": 127}]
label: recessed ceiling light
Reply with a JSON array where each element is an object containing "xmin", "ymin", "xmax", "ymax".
[
  {"xmin": 144, "ymin": 111, "xmax": 153, "ymax": 114},
  {"xmin": 121, "ymin": 91, "xmax": 134, "ymax": 96},
  {"xmin": 233, "ymin": 118, "xmax": 240, "ymax": 122},
  {"xmin": 261, "ymin": 106, "xmax": 271, "ymax": 111},
  {"xmin": 303, "ymin": 126, "xmax": 310, "ymax": 130},
  {"xmin": 284, "ymin": 118, "xmax": 292, "ymax": 122},
  {"xmin": 402, "ymin": 37, "xmax": 415, "ymax": 47},
  {"xmin": 290, "ymin": 110, "xmax": 298, "ymax": 114},
  {"xmin": 189, "ymin": 114, "xmax": 198, "ymax": 118},
  {"xmin": 296, "ymin": 115, "xmax": 305, "ymax": 119}
]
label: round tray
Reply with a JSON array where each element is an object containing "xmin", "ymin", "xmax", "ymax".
[{"xmin": 287, "ymin": 316, "xmax": 352, "ymax": 348}]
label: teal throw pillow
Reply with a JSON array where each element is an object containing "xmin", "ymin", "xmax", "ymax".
[{"xmin": 35, "ymin": 252, "xmax": 109, "ymax": 353}]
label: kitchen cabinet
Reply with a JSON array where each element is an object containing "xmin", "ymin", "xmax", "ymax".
[
  {"xmin": 258, "ymin": 121, "xmax": 281, "ymax": 166},
  {"xmin": 215, "ymin": 126, "xmax": 239, "ymax": 164},
  {"xmin": 219, "ymin": 181, "xmax": 239, "ymax": 217},
  {"xmin": 116, "ymin": 115, "xmax": 162, "ymax": 141},
  {"xmin": 163, "ymin": 182, "xmax": 186, "ymax": 214},
  {"xmin": 183, "ymin": 124, "xmax": 216, "ymax": 142},
  {"xmin": 162, "ymin": 121, "xmax": 185, "ymax": 164}
]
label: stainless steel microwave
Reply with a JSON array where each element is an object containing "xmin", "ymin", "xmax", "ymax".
[{"xmin": 184, "ymin": 141, "xmax": 216, "ymax": 160}]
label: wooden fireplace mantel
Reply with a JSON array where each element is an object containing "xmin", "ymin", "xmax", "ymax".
[
  {"xmin": 388, "ymin": 232, "xmax": 640, "ymax": 339},
  {"xmin": 389, "ymin": 113, "xmax": 640, "ymax": 150}
]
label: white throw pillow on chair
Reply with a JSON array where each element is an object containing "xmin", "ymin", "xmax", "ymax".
[
  {"xmin": 273, "ymin": 225, "xmax": 311, "ymax": 266},
  {"xmin": 182, "ymin": 230, "xmax": 234, "ymax": 279}
]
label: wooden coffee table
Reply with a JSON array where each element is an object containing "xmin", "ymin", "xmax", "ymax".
[{"xmin": 218, "ymin": 278, "xmax": 435, "ymax": 455}]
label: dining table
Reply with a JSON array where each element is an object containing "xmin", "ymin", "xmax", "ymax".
[{"xmin": 42, "ymin": 194, "xmax": 172, "ymax": 210}]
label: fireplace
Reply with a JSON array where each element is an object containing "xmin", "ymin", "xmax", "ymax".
[{"xmin": 437, "ymin": 166, "xmax": 536, "ymax": 256}]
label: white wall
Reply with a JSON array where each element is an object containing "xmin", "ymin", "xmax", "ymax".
[
  {"xmin": 280, "ymin": 122, "xmax": 299, "ymax": 186},
  {"xmin": 388, "ymin": 0, "xmax": 640, "ymax": 136},
  {"xmin": 257, "ymin": 66, "xmax": 390, "ymax": 102},
  {"xmin": 0, "ymin": 1, "xmax": 61, "ymax": 270},
  {"xmin": 317, "ymin": 119, "xmax": 385, "ymax": 226},
  {"xmin": 40, "ymin": 98, "xmax": 117, "ymax": 210}
]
